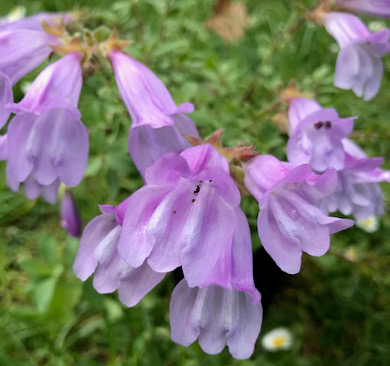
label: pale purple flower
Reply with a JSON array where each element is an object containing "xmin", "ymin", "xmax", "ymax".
[
  {"xmin": 324, "ymin": 12, "xmax": 390, "ymax": 100},
  {"xmin": 73, "ymin": 199, "xmax": 165, "ymax": 307},
  {"xmin": 0, "ymin": 29, "xmax": 57, "ymax": 128},
  {"xmin": 245, "ymin": 155, "xmax": 354, "ymax": 274},
  {"xmin": 5, "ymin": 52, "xmax": 88, "ymax": 203},
  {"xmin": 170, "ymin": 280, "xmax": 262, "ymax": 359},
  {"xmin": 287, "ymin": 97, "xmax": 355, "ymax": 171},
  {"xmin": 326, "ymin": 139, "xmax": 390, "ymax": 220},
  {"xmin": 0, "ymin": 29, "xmax": 57, "ymax": 85},
  {"xmin": 61, "ymin": 188, "xmax": 82, "ymax": 237},
  {"xmin": 109, "ymin": 50, "xmax": 199, "ymax": 177},
  {"xmin": 0, "ymin": 12, "xmax": 73, "ymax": 31},
  {"xmin": 336, "ymin": 0, "xmax": 390, "ymax": 18},
  {"xmin": 118, "ymin": 144, "xmax": 259, "ymax": 294}
]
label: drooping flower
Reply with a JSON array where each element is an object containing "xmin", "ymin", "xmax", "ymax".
[
  {"xmin": 60, "ymin": 188, "xmax": 82, "ymax": 237},
  {"xmin": 261, "ymin": 327, "xmax": 293, "ymax": 352},
  {"xmin": 336, "ymin": 0, "xmax": 390, "ymax": 18},
  {"xmin": 323, "ymin": 12, "xmax": 390, "ymax": 100},
  {"xmin": 73, "ymin": 198, "xmax": 165, "ymax": 307},
  {"xmin": 244, "ymin": 155, "xmax": 354, "ymax": 274},
  {"xmin": 117, "ymin": 143, "xmax": 259, "ymax": 293},
  {"xmin": 5, "ymin": 52, "xmax": 88, "ymax": 203},
  {"xmin": 170, "ymin": 280, "xmax": 262, "ymax": 359},
  {"xmin": 326, "ymin": 139, "xmax": 389, "ymax": 220},
  {"xmin": 109, "ymin": 50, "xmax": 199, "ymax": 177},
  {"xmin": 287, "ymin": 97, "xmax": 355, "ymax": 171},
  {"xmin": 0, "ymin": 29, "xmax": 59, "ymax": 128}
]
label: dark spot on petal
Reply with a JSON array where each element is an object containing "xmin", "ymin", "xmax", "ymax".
[
  {"xmin": 194, "ymin": 185, "xmax": 200, "ymax": 194},
  {"xmin": 192, "ymin": 199, "xmax": 196, "ymax": 203},
  {"xmin": 314, "ymin": 122, "xmax": 323, "ymax": 130},
  {"xmin": 173, "ymin": 210, "xmax": 177, "ymax": 214},
  {"xmin": 209, "ymin": 180, "xmax": 213, "ymax": 182},
  {"xmin": 324, "ymin": 121, "xmax": 331, "ymax": 129}
]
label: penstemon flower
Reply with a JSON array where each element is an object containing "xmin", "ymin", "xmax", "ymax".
[
  {"xmin": 323, "ymin": 12, "xmax": 390, "ymax": 100},
  {"xmin": 5, "ymin": 52, "xmax": 89, "ymax": 203},
  {"xmin": 109, "ymin": 50, "xmax": 199, "ymax": 177},
  {"xmin": 287, "ymin": 97, "xmax": 355, "ymax": 171},
  {"xmin": 117, "ymin": 144, "xmax": 259, "ymax": 292},
  {"xmin": 335, "ymin": 0, "xmax": 390, "ymax": 18},
  {"xmin": 73, "ymin": 198, "xmax": 165, "ymax": 307},
  {"xmin": 245, "ymin": 155, "xmax": 353, "ymax": 274},
  {"xmin": 0, "ymin": 29, "xmax": 58, "ymax": 128},
  {"xmin": 326, "ymin": 139, "xmax": 389, "ymax": 220},
  {"xmin": 60, "ymin": 188, "xmax": 82, "ymax": 237},
  {"xmin": 170, "ymin": 280, "xmax": 262, "ymax": 359}
]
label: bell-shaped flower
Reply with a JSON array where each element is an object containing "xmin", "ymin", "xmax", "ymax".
[
  {"xmin": 287, "ymin": 97, "xmax": 355, "ymax": 172},
  {"xmin": 324, "ymin": 12, "xmax": 390, "ymax": 100},
  {"xmin": 109, "ymin": 50, "xmax": 199, "ymax": 177},
  {"xmin": 326, "ymin": 139, "xmax": 390, "ymax": 220},
  {"xmin": 0, "ymin": 29, "xmax": 58, "ymax": 85},
  {"xmin": 60, "ymin": 188, "xmax": 82, "ymax": 237},
  {"xmin": 170, "ymin": 280, "xmax": 262, "ymax": 359},
  {"xmin": 73, "ymin": 198, "xmax": 165, "ymax": 307},
  {"xmin": 336, "ymin": 0, "xmax": 390, "ymax": 18},
  {"xmin": 5, "ymin": 52, "xmax": 88, "ymax": 203},
  {"xmin": 245, "ymin": 155, "xmax": 354, "ymax": 274},
  {"xmin": 118, "ymin": 144, "xmax": 258, "ymax": 293}
]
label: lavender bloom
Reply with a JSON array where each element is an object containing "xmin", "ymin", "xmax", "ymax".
[
  {"xmin": 109, "ymin": 50, "xmax": 199, "ymax": 177},
  {"xmin": 0, "ymin": 12, "xmax": 73, "ymax": 32},
  {"xmin": 0, "ymin": 29, "xmax": 57, "ymax": 85},
  {"xmin": 73, "ymin": 199, "xmax": 165, "ymax": 307},
  {"xmin": 324, "ymin": 12, "xmax": 390, "ymax": 100},
  {"xmin": 326, "ymin": 139, "xmax": 390, "ymax": 220},
  {"xmin": 336, "ymin": 0, "xmax": 390, "ymax": 18},
  {"xmin": 118, "ymin": 144, "xmax": 258, "ymax": 293},
  {"xmin": 245, "ymin": 155, "xmax": 354, "ymax": 274},
  {"xmin": 61, "ymin": 188, "xmax": 82, "ymax": 237},
  {"xmin": 170, "ymin": 280, "xmax": 262, "ymax": 359},
  {"xmin": 287, "ymin": 97, "xmax": 355, "ymax": 171},
  {"xmin": 6, "ymin": 52, "xmax": 88, "ymax": 203}
]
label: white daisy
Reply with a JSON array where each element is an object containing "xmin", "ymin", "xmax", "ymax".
[
  {"xmin": 261, "ymin": 327, "xmax": 292, "ymax": 351},
  {"xmin": 356, "ymin": 216, "xmax": 379, "ymax": 233}
]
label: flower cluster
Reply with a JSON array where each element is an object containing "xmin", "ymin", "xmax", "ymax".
[{"xmin": 1, "ymin": 5, "xmax": 390, "ymax": 360}]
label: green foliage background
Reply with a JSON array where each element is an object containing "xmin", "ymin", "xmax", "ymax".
[{"xmin": 1, "ymin": 0, "xmax": 390, "ymax": 365}]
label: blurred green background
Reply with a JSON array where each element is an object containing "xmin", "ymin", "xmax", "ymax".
[{"xmin": 1, "ymin": 0, "xmax": 390, "ymax": 365}]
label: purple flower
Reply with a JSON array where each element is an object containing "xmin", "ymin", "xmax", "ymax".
[
  {"xmin": 287, "ymin": 97, "xmax": 355, "ymax": 171},
  {"xmin": 170, "ymin": 280, "xmax": 262, "ymax": 359},
  {"xmin": 117, "ymin": 144, "xmax": 259, "ymax": 294},
  {"xmin": 245, "ymin": 155, "xmax": 354, "ymax": 274},
  {"xmin": 326, "ymin": 139, "xmax": 390, "ymax": 220},
  {"xmin": 324, "ymin": 12, "xmax": 390, "ymax": 100},
  {"xmin": 61, "ymin": 188, "xmax": 82, "ymax": 237},
  {"xmin": 109, "ymin": 50, "xmax": 199, "ymax": 177},
  {"xmin": 336, "ymin": 0, "xmax": 390, "ymax": 18},
  {"xmin": 73, "ymin": 199, "xmax": 165, "ymax": 307},
  {"xmin": 0, "ymin": 29, "xmax": 58, "ymax": 128},
  {"xmin": 0, "ymin": 12, "xmax": 73, "ymax": 32},
  {"xmin": 5, "ymin": 52, "xmax": 88, "ymax": 203},
  {"xmin": 0, "ymin": 29, "xmax": 57, "ymax": 85}
]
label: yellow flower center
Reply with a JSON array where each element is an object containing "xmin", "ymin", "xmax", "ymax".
[{"xmin": 272, "ymin": 336, "xmax": 285, "ymax": 348}]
